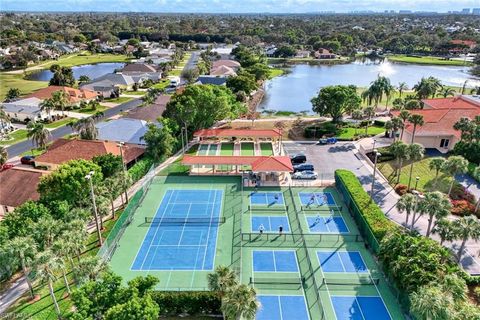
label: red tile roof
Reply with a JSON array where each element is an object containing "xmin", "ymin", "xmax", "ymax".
[
  {"xmin": 423, "ymin": 96, "xmax": 480, "ymax": 110},
  {"xmin": 0, "ymin": 168, "xmax": 45, "ymax": 207},
  {"xmin": 27, "ymin": 86, "xmax": 98, "ymax": 103},
  {"xmin": 182, "ymin": 155, "xmax": 293, "ymax": 172},
  {"xmin": 212, "ymin": 59, "xmax": 241, "ymax": 69},
  {"xmin": 35, "ymin": 139, "xmax": 144, "ymax": 165},
  {"xmin": 451, "ymin": 40, "xmax": 477, "ymax": 48},
  {"xmin": 194, "ymin": 129, "xmax": 282, "ymax": 138}
]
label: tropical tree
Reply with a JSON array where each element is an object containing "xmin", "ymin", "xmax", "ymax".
[
  {"xmin": 389, "ymin": 140, "xmax": 409, "ymax": 183},
  {"xmin": 437, "ymin": 87, "xmax": 456, "ymax": 98},
  {"xmin": 33, "ymin": 250, "xmax": 62, "ymax": 318},
  {"xmin": 52, "ymin": 238, "xmax": 72, "ymax": 295},
  {"xmin": 413, "ymin": 76, "xmax": 442, "ymax": 99},
  {"xmin": 4, "ymin": 87, "xmax": 21, "ymax": 102},
  {"xmin": 406, "ymin": 143, "xmax": 425, "ymax": 190},
  {"xmin": 473, "ymin": 166, "xmax": 480, "ymax": 213},
  {"xmin": 208, "ymin": 266, "xmax": 238, "ymax": 319},
  {"xmin": 432, "ymin": 219, "xmax": 455, "ymax": 245},
  {"xmin": 383, "ymin": 82, "xmax": 395, "ymax": 110},
  {"xmin": 390, "ymin": 117, "xmax": 403, "ymax": 141},
  {"xmin": 392, "ymin": 98, "xmax": 404, "ymax": 110},
  {"xmin": 442, "ymin": 156, "xmax": 469, "ymax": 196},
  {"xmin": 51, "ymin": 90, "xmax": 70, "ymax": 116},
  {"xmin": 39, "ymin": 97, "xmax": 56, "ymax": 118},
  {"xmin": 78, "ymin": 75, "xmax": 91, "ymax": 85},
  {"xmin": 419, "ymin": 191, "xmax": 452, "ymax": 237},
  {"xmin": 408, "ymin": 113, "xmax": 425, "ymax": 144},
  {"xmin": 396, "ymin": 193, "xmax": 416, "ymax": 226},
  {"xmin": 26, "ymin": 122, "xmax": 51, "ymax": 150},
  {"xmin": 363, "ymin": 106, "xmax": 375, "ymax": 134},
  {"xmin": 0, "ymin": 146, "xmax": 7, "ymax": 168},
  {"xmin": 410, "ymin": 285, "xmax": 454, "ymax": 320},
  {"xmin": 384, "ymin": 120, "xmax": 393, "ymax": 138},
  {"xmin": 429, "ymin": 157, "xmax": 446, "ymax": 189},
  {"xmin": 311, "ymin": 85, "xmax": 361, "ymax": 122},
  {"xmin": 8, "ymin": 236, "xmax": 37, "ymax": 299},
  {"xmin": 141, "ymin": 122, "xmax": 175, "ymax": 162},
  {"xmin": 70, "ymin": 117, "xmax": 98, "ymax": 140},
  {"xmin": 222, "ymin": 284, "xmax": 260, "ymax": 320},
  {"xmin": 451, "ymin": 216, "xmax": 480, "ymax": 262},
  {"xmin": 397, "ymin": 82, "xmax": 408, "ymax": 98},
  {"xmin": 398, "ymin": 109, "xmax": 410, "ymax": 140}
]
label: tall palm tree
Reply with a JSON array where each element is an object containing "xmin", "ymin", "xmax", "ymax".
[
  {"xmin": 390, "ymin": 140, "xmax": 409, "ymax": 182},
  {"xmin": 0, "ymin": 108, "xmax": 11, "ymax": 135},
  {"xmin": 51, "ymin": 90, "xmax": 70, "ymax": 116},
  {"xmin": 384, "ymin": 120, "xmax": 393, "ymax": 138},
  {"xmin": 351, "ymin": 109, "xmax": 363, "ymax": 136},
  {"xmin": 383, "ymin": 83, "xmax": 395, "ymax": 110},
  {"xmin": 33, "ymin": 250, "xmax": 62, "ymax": 318},
  {"xmin": 437, "ymin": 87, "xmax": 456, "ymax": 98},
  {"xmin": 410, "ymin": 285, "xmax": 453, "ymax": 320},
  {"xmin": 432, "ymin": 219, "xmax": 455, "ymax": 245},
  {"xmin": 413, "ymin": 77, "xmax": 442, "ymax": 100},
  {"xmin": 451, "ymin": 216, "xmax": 480, "ymax": 262},
  {"xmin": 398, "ymin": 109, "xmax": 410, "ymax": 140},
  {"xmin": 442, "ymin": 156, "xmax": 469, "ymax": 196},
  {"xmin": 397, "ymin": 82, "xmax": 408, "ymax": 98},
  {"xmin": 0, "ymin": 146, "xmax": 7, "ymax": 168},
  {"xmin": 396, "ymin": 193, "xmax": 416, "ymax": 226},
  {"xmin": 408, "ymin": 114, "xmax": 425, "ymax": 144},
  {"xmin": 363, "ymin": 106, "xmax": 375, "ymax": 134},
  {"xmin": 419, "ymin": 191, "xmax": 452, "ymax": 237},
  {"xmin": 222, "ymin": 284, "xmax": 260, "ymax": 320},
  {"xmin": 27, "ymin": 122, "xmax": 51, "ymax": 150},
  {"xmin": 390, "ymin": 117, "xmax": 403, "ymax": 142},
  {"xmin": 52, "ymin": 238, "xmax": 72, "ymax": 294},
  {"xmin": 8, "ymin": 236, "xmax": 37, "ymax": 299},
  {"xmin": 406, "ymin": 143, "xmax": 425, "ymax": 190},
  {"xmin": 208, "ymin": 266, "xmax": 238, "ymax": 319},
  {"xmin": 39, "ymin": 98, "xmax": 55, "ymax": 118},
  {"xmin": 429, "ymin": 157, "xmax": 446, "ymax": 189},
  {"xmin": 70, "ymin": 117, "xmax": 98, "ymax": 140}
]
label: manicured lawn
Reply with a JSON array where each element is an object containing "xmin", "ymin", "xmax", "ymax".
[
  {"xmin": 104, "ymin": 97, "xmax": 134, "ymax": 104},
  {"xmin": 0, "ymin": 72, "xmax": 48, "ymax": 101},
  {"xmin": 378, "ymin": 156, "xmax": 453, "ymax": 193},
  {"xmin": 337, "ymin": 125, "xmax": 385, "ymax": 140},
  {"xmin": 76, "ymin": 104, "xmax": 109, "ymax": 114},
  {"xmin": 260, "ymin": 142, "xmax": 273, "ymax": 156},
  {"xmin": 268, "ymin": 68, "xmax": 284, "ymax": 79},
  {"xmin": 0, "ymin": 129, "xmax": 28, "ymax": 146},
  {"xmin": 123, "ymin": 91, "xmax": 145, "ymax": 96},
  {"xmin": 20, "ymin": 147, "xmax": 46, "ymax": 157},
  {"xmin": 45, "ymin": 117, "xmax": 72, "ymax": 129},
  {"xmin": 158, "ymin": 158, "xmax": 190, "ymax": 176},
  {"xmin": 387, "ymin": 54, "xmax": 472, "ymax": 66},
  {"xmin": 151, "ymin": 79, "xmax": 171, "ymax": 90},
  {"xmin": 220, "ymin": 143, "xmax": 234, "ymax": 156},
  {"xmin": 240, "ymin": 142, "xmax": 255, "ymax": 156},
  {"xmin": 35, "ymin": 52, "xmax": 130, "ymax": 69}
]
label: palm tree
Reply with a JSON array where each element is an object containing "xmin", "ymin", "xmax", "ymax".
[
  {"xmin": 397, "ymin": 82, "xmax": 408, "ymax": 98},
  {"xmin": 473, "ymin": 166, "xmax": 480, "ymax": 214},
  {"xmin": 390, "ymin": 117, "xmax": 403, "ymax": 141},
  {"xmin": 51, "ymin": 90, "xmax": 69, "ymax": 116},
  {"xmin": 39, "ymin": 98, "xmax": 55, "ymax": 118},
  {"xmin": 396, "ymin": 193, "xmax": 416, "ymax": 226},
  {"xmin": 383, "ymin": 83, "xmax": 395, "ymax": 110},
  {"xmin": 70, "ymin": 117, "xmax": 98, "ymax": 140},
  {"xmin": 52, "ymin": 238, "xmax": 72, "ymax": 294},
  {"xmin": 437, "ymin": 87, "xmax": 456, "ymax": 98},
  {"xmin": 398, "ymin": 109, "xmax": 410, "ymax": 140},
  {"xmin": 8, "ymin": 236, "xmax": 37, "ymax": 299},
  {"xmin": 384, "ymin": 120, "xmax": 393, "ymax": 138},
  {"xmin": 451, "ymin": 216, "xmax": 480, "ymax": 262},
  {"xmin": 442, "ymin": 156, "xmax": 469, "ymax": 196},
  {"xmin": 419, "ymin": 191, "xmax": 452, "ymax": 237},
  {"xmin": 413, "ymin": 77, "xmax": 442, "ymax": 100},
  {"xmin": 408, "ymin": 114, "xmax": 424, "ymax": 144},
  {"xmin": 389, "ymin": 140, "xmax": 409, "ymax": 182},
  {"xmin": 27, "ymin": 122, "xmax": 51, "ymax": 150},
  {"xmin": 429, "ymin": 157, "xmax": 446, "ymax": 189},
  {"xmin": 33, "ymin": 250, "xmax": 62, "ymax": 318},
  {"xmin": 208, "ymin": 266, "xmax": 238, "ymax": 319},
  {"xmin": 0, "ymin": 146, "xmax": 7, "ymax": 168},
  {"xmin": 406, "ymin": 143, "xmax": 425, "ymax": 190},
  {"xmin": 273, "ymin": 120, "xmax": 286, "ymax": 145},
  {"xmin": 410, "ymin": 285, "xmax": 453, "ymax": 320},
  {"xmin": 363, "ymin": 106, "xmax": 375, "ymax": 134},
  {"xmin": 432, "ymin": 219, "xmax": 455, "ymax": 245},
  {"xmin": 0, "ymin": 108, "xmax": 11, "ymax": 136},
  {"xmin": 222, "ymin": 284, "xmax": 260, "ymax": 320}
]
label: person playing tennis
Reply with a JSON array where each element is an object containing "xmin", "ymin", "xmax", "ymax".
[
  {"xmin": 259, "ymin": 224, "xmax": 265, "ymax": 234},
  {"xmin": 315, "ymin": 214, "xmax": 321, "ymax": 225},
  {"xmin": 323, "ymin": 194, "xmax": 328, "ymax": 205},
  {"xmin": 278, "ymin": 225, "xmax": 283, "ymax": 234},
  {"xmin": 310, "ymin": 193, "xmax": 316, "ymax": 204}
]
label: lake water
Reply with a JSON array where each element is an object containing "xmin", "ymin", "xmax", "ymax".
[
  {"xmin": 259, "ymin": 58, "xmax": 480, "ymax": 112},
  {"xmin": 28, "ymin": 62, "xmax": 125, "ymax": 81}
]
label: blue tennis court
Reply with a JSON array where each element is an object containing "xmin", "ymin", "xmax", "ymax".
[
  {"xmin": 317, "ymin": 251, "xmax": 368, "ymax": 273},
  {"xmin": 306, "ymin": 216, "xmax": 349, "ymax": 233},
  {"xmin": 299, "ymin": 192, "xmax": 336, "ymax": 206},
  {"xmin": 256, "ymin": 295, "xmax": 310, "ymax": 320},
  {"xmin": 252, "ymin": 216, "xmax": 290, "ymax": 233},
  {"xmin": 131, "ymin": 189, "xmax": 223, "ymax": 271},
  {"xmin": 253, "ymin": 250, "xmax": 298, "ymax": 272},
  {"xmin": 331, "ymin": 296, "xmax": 391, "ymax": 320},
  {"xmin": 250, "ymin": 192, "xmax": 285, "ymax": 206}
]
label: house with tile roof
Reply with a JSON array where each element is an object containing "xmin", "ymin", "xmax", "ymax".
[
  {"xmin": 210, "ymin": 65, "xmax": 237, "ymax": 77},
  {"xmin": 391, "ymin": 95, "xmax": 480, "ymax": 153},
  {"xmin": 212, "ymin": 59, "xmax": 241, "ymax": 70},
  {"xmin": 124, "ymin": 95, "xmax": 171, "ymax": 122},
  {"xmin": 26, "ymin": 86, "xmax": 98, "ymax": 105}
]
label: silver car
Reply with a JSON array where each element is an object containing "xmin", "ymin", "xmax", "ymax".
[{"xmin": 292, "ymin": 171, "xmax": 318, "ymax": 180}]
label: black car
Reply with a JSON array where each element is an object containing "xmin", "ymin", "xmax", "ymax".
[
  {"xmin": 290, "ymin": 154, "xmax": 307, "ymax": 164},
  {"xmin": 20, "ymin": 155, "xmax": 35, "ymax": 165},
  {"xmin": 293, "ymin": 163, "xmax": 314, "ymax": 172}
]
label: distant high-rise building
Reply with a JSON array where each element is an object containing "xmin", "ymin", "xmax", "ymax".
[
  {"xmin": 399, "ymin": 10, "xmax": 412, "ymax": 14},
  {"xmin": 461, "ymin": 8, "xmax": 471, "ymax": 14},
  {"xmin": 473, "ymin": 8, "xmax": 480, "ymax": 15}
]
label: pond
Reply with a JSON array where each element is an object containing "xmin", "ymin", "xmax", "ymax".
[
  {"xmin": 259, "ymin": 58, "xmax": 480, "ymax": 113},
  {"xmin": 27, "ymin": 62, "xmax": 125, "ymax": 81}
]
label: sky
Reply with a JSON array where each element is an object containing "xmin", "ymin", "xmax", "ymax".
[{"xmin": 1, "ymin": 0, "xmax": 479, "ymax": 13}]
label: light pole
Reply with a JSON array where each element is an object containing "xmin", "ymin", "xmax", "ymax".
[
  {"xmin": 370, "ymin": 149, "xmax": 381, "ymax": 203},
  {"xmin": 414, "ymin": 176, "xmax": 420, "ymax": 191},
  {"xmin": 372, "ymin": 138, "xmax": 377, "ymax": 153},
  {"xmin": 86, "ymin": 171, "xmax": 103, "ymax": 246},
  {"xmin": 117, "ymin": 142, "xmax": 129, "ymax": 204}
]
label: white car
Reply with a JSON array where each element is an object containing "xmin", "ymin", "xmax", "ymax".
[{"xmin": 292, "ymin": 171, "xmax": 318, "ymax": 180}]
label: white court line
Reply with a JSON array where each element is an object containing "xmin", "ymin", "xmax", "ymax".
[
  {"xmin": 317, "ymin": 251, "xmax": 336, "ymax": 318},
  {"xmin": 354, "ymin": 297, "xmax": 367, "ymax": 320},
  {"xmin": 201, "ymin": 189, "xmax": 218, "ymax": 270},
  {"xmin": 277, "ymin": 296, "xmax": 284, "ymax": 320}
]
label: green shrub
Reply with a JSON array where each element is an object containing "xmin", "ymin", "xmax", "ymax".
[
  {"xmin": 374, "ymin": 120, "xmax": 386, "ymax": 126},
  {"xmin": 304, "ymin": 122, "xmax": 339, "ymax": 138},
  {"xmin": 128, "ymin": 156, "xmax": 155, "ymax": 183},
  {"xmin": 150, "ymin": 291, "xmax": 221, "ymax": 316},
  {"xmin": 335, "ymin": 169, "xmax": 399, "ymax": 241}
]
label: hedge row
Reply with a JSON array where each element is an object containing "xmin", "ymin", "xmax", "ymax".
[
  {"xmin": 335, "ymin": 169, "xmax": 399, "ymax": 241},
  {"xmin": 151, "ymin": 291, "xmax": 221, "ymax": 316},
  {"xmin": 128, "ymin": 156, "xmax": 155, "ymax": 183}
]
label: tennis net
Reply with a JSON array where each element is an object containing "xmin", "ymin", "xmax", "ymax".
[
  {"xmin": 250, "ymin": 276, "xmax": 305, "ymax": 285},
  {"xmin": 301, "ymin": 205, "xmax": 343, "ymax": 212},
  {"xmin": 322, "ymin": 276, "xmax": 379, "ymax": 286},
  {"xmin": 248, "ymin": 205, "xmax": 288, "ymax": 212},
  {"xmin": 144, "ymin": 217, "xmax": 226, "ymax": 225}
]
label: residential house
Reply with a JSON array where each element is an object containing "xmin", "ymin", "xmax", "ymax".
[
  {"xmin": 79, "ymin": 79, "xmax": 119, "ymax": 98},
  {"xmin": 120, "ymin": 63, "xmax": 162, "ymax": 82},
  {"xmin": 212, "ymin": 59, "xmax": 241, "ymax": 71},
  {"xmin": 295, "ymin": 50, "xmax": 310, "ymax": 58},
  {"xmin": 391, "ymin": 95, "xmax": 480, "ymax": 152},
  {"xmin": 124, "ymin": 95, "xmax": 171, "ymax": 122},
  {"xmin": 96, "ymin": 118, "xmax": 156, "ymax": 145},
  {"xmin": 196, "ymin": 75, "xmax": 228, "ymax": 86},
  {"xmin": 210, "ymin": 65, "xmax": 237, "ymax": 77},
  {"xmin": 1, "ymin": 97, "xmax": 52, "ymax": 122},
  {"xmin": 34, "ymin": 138, "xmax": 145, "ymax": 171},
  {"xmin": 85, "ymin": 73, "xmax": 136, "ymax": 90},
  {"xmin": 314, "ymin": 49, "xmax": 336, "ymax": 59},
  {"xmin": 26, "ymin": 86, "xmax": 98, "ymax": 105}
]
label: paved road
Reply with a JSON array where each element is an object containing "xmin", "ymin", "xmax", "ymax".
[
  {"xmin": 180, "ymin": 51, "xmax": 200, "ymax": 84},
  {"xmin": 6, "ymin": 98, "xmax": 143, "ymax": 158}
]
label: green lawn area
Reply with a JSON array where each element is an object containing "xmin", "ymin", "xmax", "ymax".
[
  {"xmin": 337, "ymin": 125, "xmax": 385, "ymax": 140},
  {"xmin": 45, "ymin": 117, "xmax": 72, "ymax": 129},
  {"xmin": 20, "ymin": 147, "xmax": 47, "ymax": 157},
  {"xmin": 268, "ymin": 68, "xmax": 284, "ymax": 79},
  {"xmin": 151, "ymin": 79, "xmax": 171, "ymax": 90},
  {"xmin": 220, "ymin": 143, "xmax": 234, "ymax": 156},
  {"xmin": 76, "ymin": 104, "xmax": 109, "ymax": 114},
  {"xmin": 240, "ymin": 142, "xmax": 255, "ymax": 156},
  {"xmin": 0, "ymin": 129, "xmax": 28, "ymax": 146},
  {"xmin": 0, "ymin": 72, "xmax": 48, "ymax": 101},
  {"xmin": 387, "ymin": 54, "xmax": 472, "ymax": 66},
  {"xmin": 169, "ymin": 52, "xmax": 192, "ymax": 76},
  {"xmin": 34, "ymin": 52, "xmax": 130, "ymax": 69},
  {"xmin": 260, "ymin": 142, "xmax": 273, "ymax": 156},
  {"xmin": 378, "ymin": 156, "xmax": 453, "ymax": 193},
  {"xmin": 104, "ymin": 97, "xmax": 134, "ymax": 104},
  {"xmin": 123, "ymin": 91, "xmax": 145, "ymax": 96},
  {"xmin": 158, "ymin": 158, "xmax": 190, "ymax": 176}
]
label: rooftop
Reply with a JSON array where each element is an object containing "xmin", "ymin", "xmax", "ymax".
[
  {"xmin": 2, "ymin": 97, "xmax": 42, "ymax": 114},
  {"xmin": 26, "ymin": 86, "xmax": 98, "ymax": 104},
  {"xmin": 125, "ymin": 95, "xmax": 171, "ymax": 122},
  {"xmin": 212, "ymin": 59, "xmax": 241, "ymax": 69},
  {"xmin": 0, "ymin": 168, "xmax": 45, "ymax": 208},
  {"xmin": 194, "ymin": 128, "xmax": 282, "ymax": 138},
  {"xmin": 96, "ymin": 118, "xmax": 155, "ymax": 145},
  {"xmin": 182, "ymin": 155, "xmax": 293, "ymax": 172}
]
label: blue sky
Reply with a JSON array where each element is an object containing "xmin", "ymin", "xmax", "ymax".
[{"xmin": 1, "ymin": 0, "xmax": 479, "ymax": 13}]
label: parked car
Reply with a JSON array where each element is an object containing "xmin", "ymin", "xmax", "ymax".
[
  {"xmin": 318, "ymin": 137, "xmax": 337, "ymax": 145},
  {"xmin": 290, "ymin": 154, "xmax": 306, "ymax": 164},
  {"xmin": 293, "ymin": 163, "xmax": 314, "ymax": 172},
  {"xmin": 20, "ymin": 155, "xmax": 35, "ymax": 165},
  {"xmin": 292, "ymin": 171, "xmax": 318, "ymax": 180}
]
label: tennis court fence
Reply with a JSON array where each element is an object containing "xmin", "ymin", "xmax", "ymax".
[
  {"xmin": 144, "ymin": 217, "xmax": 226, "ymax": 225},
  {"xmin": 98, "ymin": 164, "xmax": 155, "ymax": 262},
  {"xmin": 248, "ymin": 205, "xmax": 288, "ymax": 212},
  {"xmin": 322, "ymin": 276, "xmax": 380, "ymax": 286},
  {"xmin": 249, "ymin": 276, "xmax": 305, "ymax": 285},
  {"xmin": 241, "ymin": 232, "xmax": 363, "ymax": 243}
]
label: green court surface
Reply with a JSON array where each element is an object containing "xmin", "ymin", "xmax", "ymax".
[
  {"xmin": 240, "ymin": 142, "xmax": 255, "ymax": 156},
  {"xmin": 220, "ymin": 143, "xmax": 234, "ymax": 155},
  {"xmin": 107, "ymin": 176, "xmax": 404, "ymax": 319},
  {"xmin": 260, "ymin": 142, "xmax": 274, "ymax": 156}
]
